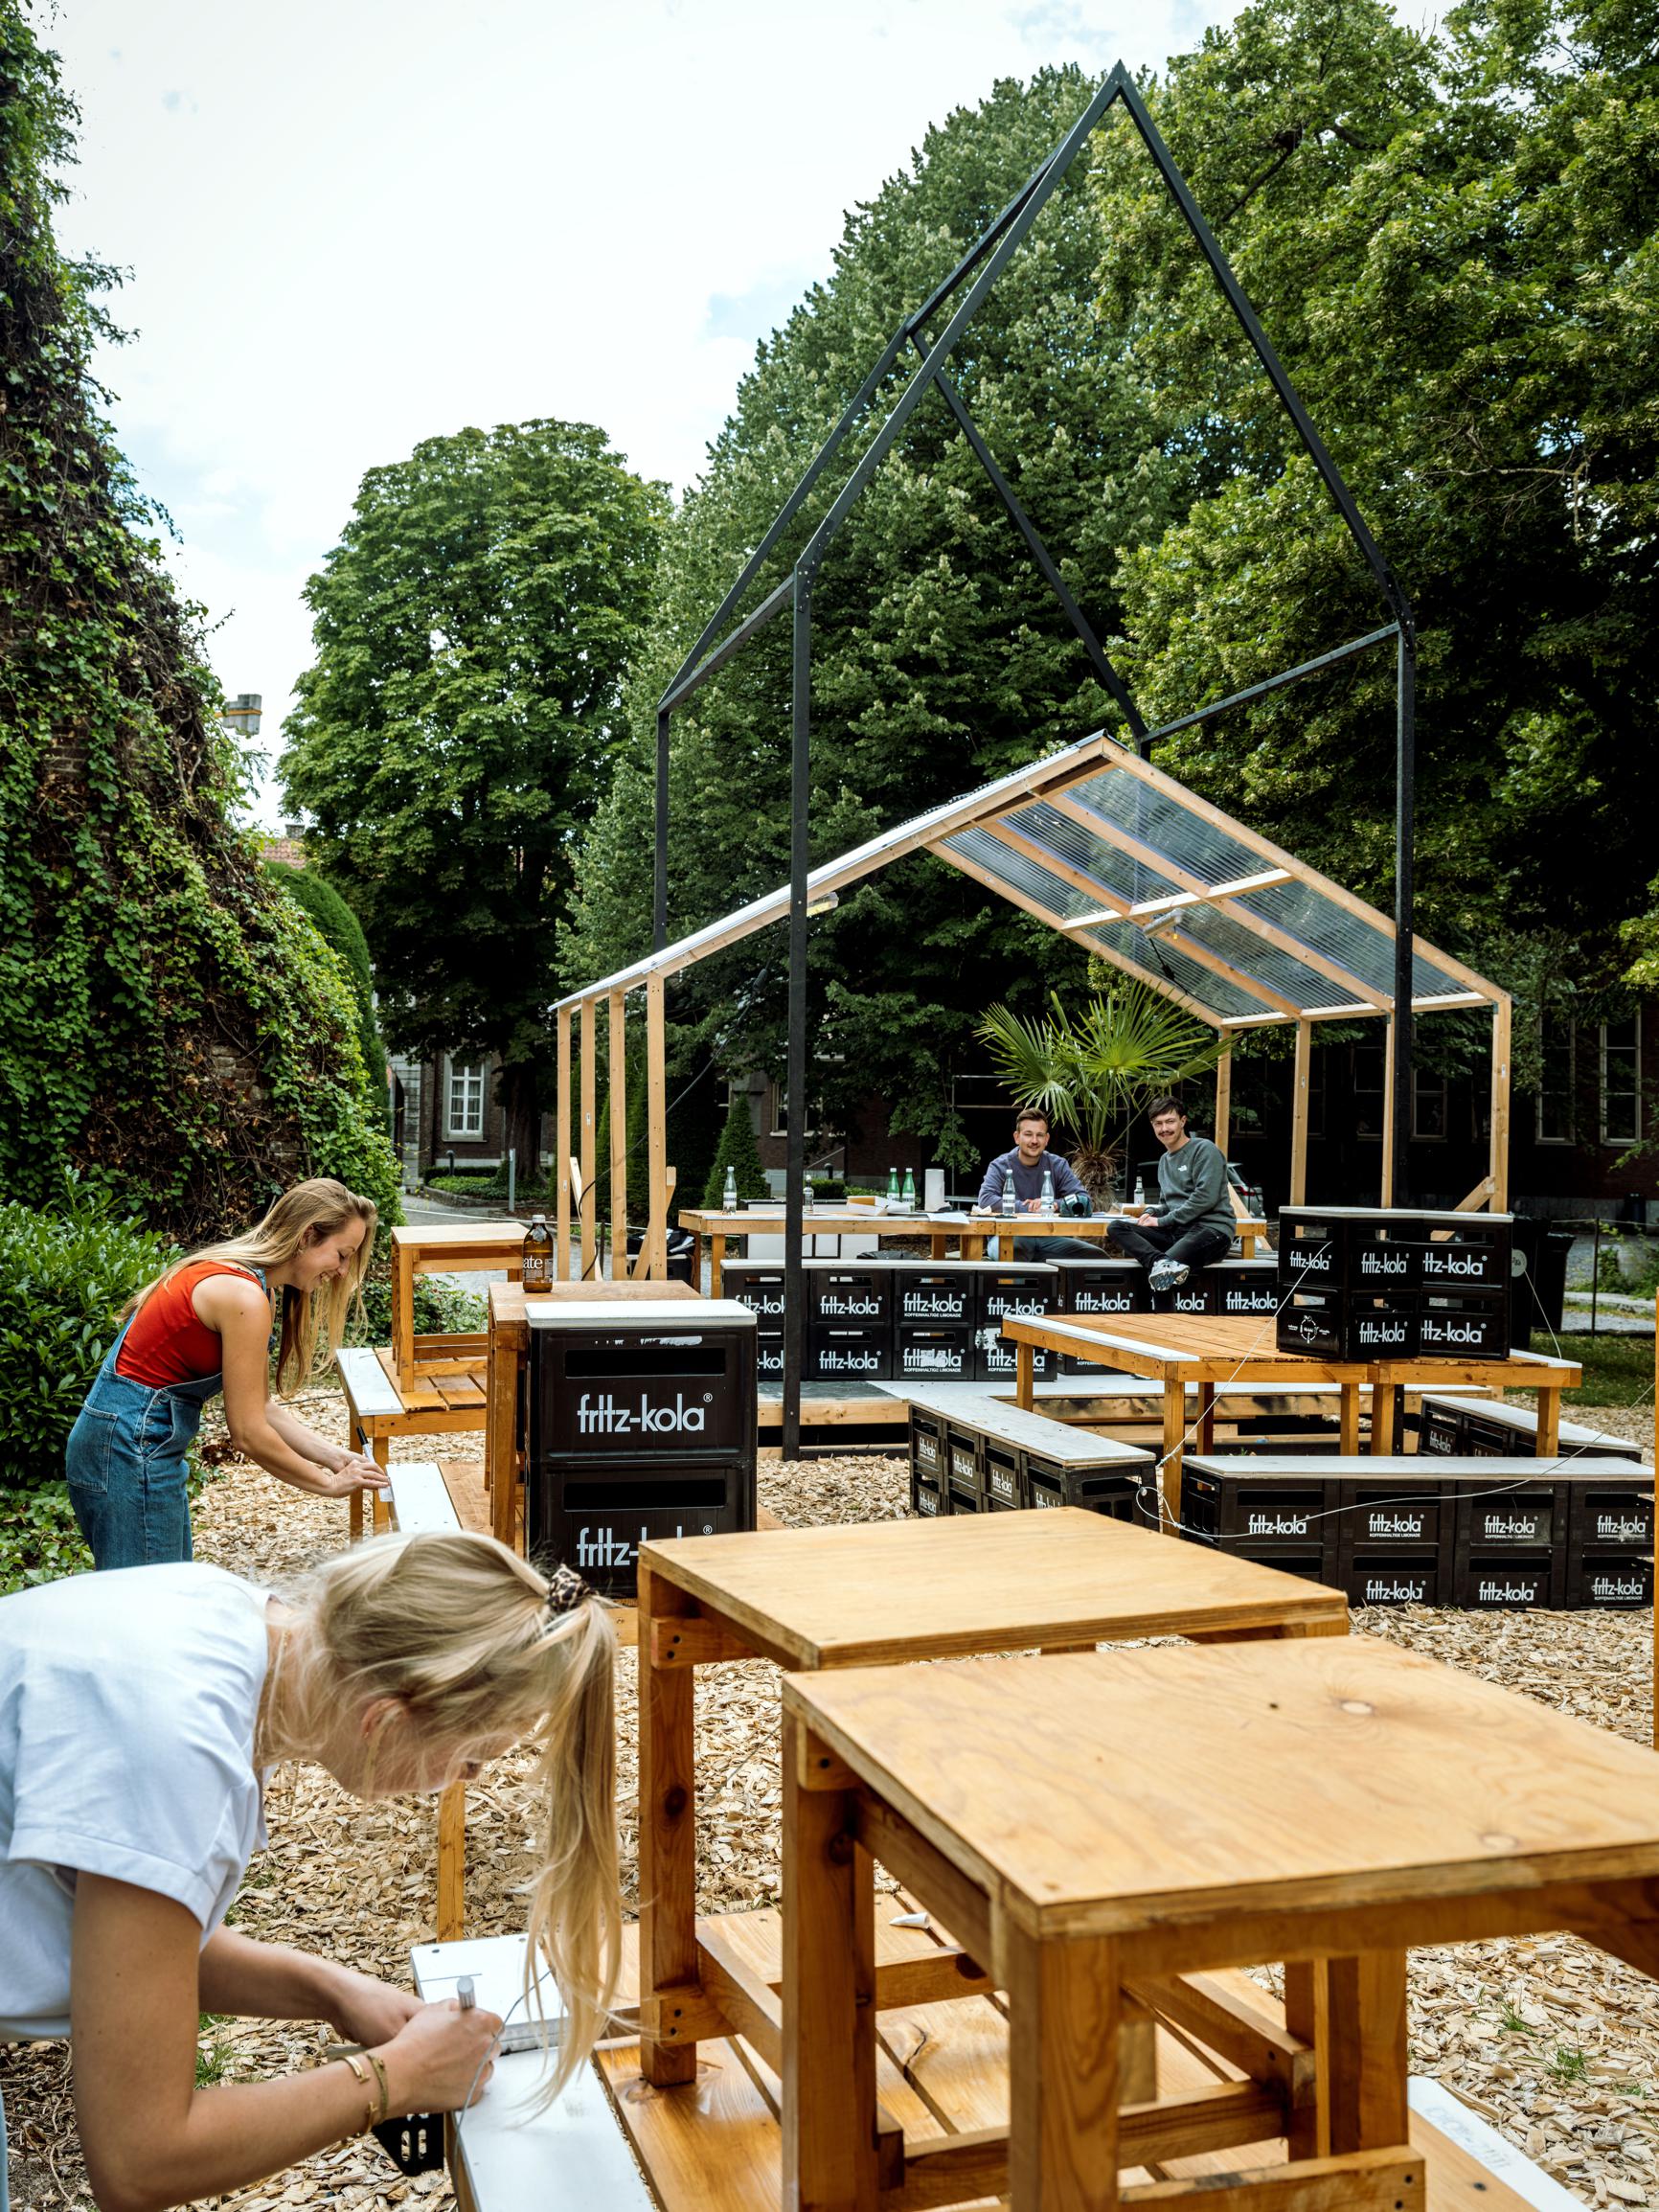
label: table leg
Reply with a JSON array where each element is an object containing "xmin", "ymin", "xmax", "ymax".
[
  {"xmin": 489, "ymin": 1341, "xmax": 520, "ymax": 1549},
  {"xmin": 1369, "ymin": 1373, "xmax": 1398, "ymax": 1455},
  {"xmin": 1283, "ymin": 1961, "xmax": 1328, "ymax": 2158},
  {"xmin": 371, "ymin": 1434, "xmax": 392, "ymax": 1537},
  {"xmin": 1015, "ymin": 1341, "xmax": 1034, "ymax": 1411},
  {"xmin": 1325, "ymin": 1950, "xmax": 1409, "ymax": 2155},
  {"xmin": 1006, "ymin": 1926, "xmax": 1121, "ymax": 2211},
  {"xmin": 930, "ymin": 1231, "xmax": 947, "ymax": 1260},
  {"xmin": 1196, "ymin": 1385, "xmax": 1216, "ymax": 1455},
  {"xmin": 1160, "ymin": 1384, "xmax": 1186, "ymax": 1533},
  {"xmin": 1339, "ymin": 1383, "xmax": 1361, "ymax": 1457},
  {"xmin": 1535, "ymin": 1386, "xmax": 1561, "ymax": 1458},
  {"xmin": 783, "ymin": 1712, "xmax": 877, "ymax": 2212},
  {"xmin": 437, "ymin": 1781, "xmax": 466, "ymax": 1940},
  {"xmin": 638, "ymin": 1562, "xmax": 700, "ymax": 2088},
  {"xmin": 710, "ymin": 1233, "xmax": 725, "ymax": 1300},
  {"xmin": 392, "ymin": 1242, "xmax": 413, "ymax": 1394}
]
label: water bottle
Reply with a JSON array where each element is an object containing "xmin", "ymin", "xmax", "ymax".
[
  {"xmin": 1133, "ymin": 1174, "xmax": 1146, "ymax": 1208},
  {"xmin": 1039, "ymin": 1169, "xmax": 1055, "ymax": 1217},
  {"xmin": 1001, "ymin": 1174, "xmax": 1016, "ymax": 1219},
  {"xmin": 901, "ymin": 1168, "xmax": 917, "ymax": 1211},
  {"xmin": 523, "ymin": 1212, "xmax": 553, "ymax": 1293},
  {"xmin": 722, "ymin": 1165, "xmax": 738, "ymax": 1212},
  {"xmin": 887, "ymin": 1166, "xmax": 900, "ymax": 1206},
  {"xmin": 803, "ymin": 1167, "xmax": 815, "ymax": 1216}
]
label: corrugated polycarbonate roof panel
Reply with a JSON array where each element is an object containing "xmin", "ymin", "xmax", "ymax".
[
  {"xmin": 1239, "ymin": 878, "xmax": 1467, "ymax": 1001},
  {"xmin": 945, "ymin": 824, "xmax": 1104, "ymax": 924},
  {"xmin": 1002, "ymin": 798, "xmax": 1186, "ymax": 910},
  {"xmin": 1067, "ymin": 764, "xmax": 1265, "ymax": 888},
  {"xmin": 1088, "ymin": 922, "xmax": 1265, "ymax": 1019}
]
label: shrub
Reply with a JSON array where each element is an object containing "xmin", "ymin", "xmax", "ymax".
[
  {"xmin": 0, "ymin": 1178, "xmax": 179, "ymax": 1493},
  {"xmin": 347, "ymin": 1266, "xmax": 488, "ymax": 1347},
  {"xmin": 0, "ymin": 1481, "xmax": 91, "ymax": 1593},
  {"xmin": 701, "ymin": 1094, "xmax": 770, "ymax": 1208}
]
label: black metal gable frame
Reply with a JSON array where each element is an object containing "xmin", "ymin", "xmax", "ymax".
[{"xmin": 650, "ymin": 63, "xmax": 1419, "ymax": 1457}]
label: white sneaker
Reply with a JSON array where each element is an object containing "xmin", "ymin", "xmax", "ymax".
[{"xmin": 1148, "ymin": 1259, "xmax": 1190, "ymax": 1292}]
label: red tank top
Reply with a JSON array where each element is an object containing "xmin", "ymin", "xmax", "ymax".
[{"xmin": 115, "ymin": 1262, "xmax": 266, "ymax": 1388}]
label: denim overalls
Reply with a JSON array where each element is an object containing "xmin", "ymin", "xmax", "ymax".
[{"xmin": 65, "ymin": 1267, "xmax": 266, "ymax": 1572}]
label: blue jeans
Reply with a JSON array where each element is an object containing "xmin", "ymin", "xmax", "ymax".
[
  {"xmin": 65, "ymin": 1317, "xmax": 222, "ymax": 1570},
  {"xmin": 2, "ymin": 2080, "xmax": 9, "ymax": 2212}
]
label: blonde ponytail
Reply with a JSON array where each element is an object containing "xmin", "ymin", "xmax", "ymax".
[{"xmin": 280, "ymin": 1531, "xmax": 622, "ymax": 2104}]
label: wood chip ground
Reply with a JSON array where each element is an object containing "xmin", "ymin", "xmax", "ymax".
[{"xmin": 4, "ymin": 1394, "xmax": 1654, "ymax": 2210}]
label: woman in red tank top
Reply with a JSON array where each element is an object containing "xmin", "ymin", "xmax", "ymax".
[{"xmin": 65, "ymin": 1179, "xmax": 390, "ymax": 1569}]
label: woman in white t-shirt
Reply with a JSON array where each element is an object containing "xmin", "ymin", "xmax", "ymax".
[{"xmin": 0, "ymin": 1530, "xmax": 619, "ymax": 2212}]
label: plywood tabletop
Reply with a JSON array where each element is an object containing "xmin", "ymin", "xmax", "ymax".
[
  {"xmin": 784, "ymin": 1637, "xmax": 1659, "ymax": 1943},
  {"xmin": 489, "ymin": 1277, "xmax": 701, "ymax": 1327},
  {"xmin": 639, "ymin": 1507, "xmax": 1344, "ymax": 1669},
  {"xmin": 391, "ymin": 1220, "xmax": 528, "ymax": 1251}
]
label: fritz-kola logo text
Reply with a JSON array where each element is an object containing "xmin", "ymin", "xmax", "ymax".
[
  {"xmin": 903, "ymin": 1291, "xmax": 966, "ymax": 1318},
  {"xmin": 574, "ymin": 1520, "xmax": 714, "ymax": 1569},
  {"xmin": 1596, "ymin": 1512, "xmax": 1648, "ymax": 1541},
  {"xmin": 1479, "ymin": 1579, "xmax": 1536, "ymax": 1603},
  {"xmin": 1248, "ymin": 1510, "xmax": 1311, "ymax": 1537},
  {"xmin": 576, "ymin": 1390, "xmax": 713, "ymax": 1436},
  {"xmin": 1591, "ymin": 1573, "xmax": 1646, "ymax": 1601},
  {"xmin": 1420, "ymin": 1318, "xmax": 1491, "ymax": 1346},
  {"xmin": 1421, "ymin": 1251, "xmax": 1492, "ymax": 1278},
  {"xmin": 1366, "ymin": 1512, "xmax": 1429, "ymax": 1539},
  {"xmin": 820, "ymin": 1292, "xmax": 882, "ymax": 1317},
  {"xmin": 1365, "ymin": 1576, "xmax": 1428, "ymax": 1603},
  {"xmin": 1359, "ymin": 1249, "xmax": 1410, "ymax": 1276}
]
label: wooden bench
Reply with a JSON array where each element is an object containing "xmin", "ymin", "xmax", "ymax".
[{"xmin": 903, "ymin": 1384, "xmax": 1153, "ymax": 1516}]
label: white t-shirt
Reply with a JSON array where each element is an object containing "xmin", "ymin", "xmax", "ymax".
[{"xmin": 0, "ymin": 1562, "xmax": 269, "ymax": 2040}]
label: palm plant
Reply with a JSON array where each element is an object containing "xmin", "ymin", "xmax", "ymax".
[{"xmin": 976, "ymin": 983, "xmax": 1221, "ymax": 1199}]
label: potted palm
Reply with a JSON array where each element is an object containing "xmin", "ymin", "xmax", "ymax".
[{"xmin": 976, "ymin": 982, "xmax": 1220, "ymax": 1203}]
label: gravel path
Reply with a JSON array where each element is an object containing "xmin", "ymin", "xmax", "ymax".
[{"xmin": 3, "ymin": 1396, "xmax": 1655, "ymax": 2209}]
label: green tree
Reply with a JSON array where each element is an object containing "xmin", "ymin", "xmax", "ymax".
[
  {"xmin": 0, "ymin": 4, "xmax": 399, "ymax": 1237},
  {"xmin": 282, "ymin": 422, "xmax": 670, "ymax": 1171},
  {"xmin": 266, "ymin": 863, "xmax": 389, "ymax": 1111},
  {"xmin": 701, "ymin": 1093, "xmax": 770, "ymax": 1208}
]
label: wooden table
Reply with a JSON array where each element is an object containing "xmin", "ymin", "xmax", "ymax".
[
  {"xmin": 678, "ymin": 1208, "xmax": 1265, "ymax": 1293},
  {"xmin": 782, "ymin": 1633, "xmax": 1659, "ymax": 2211},
  {"xmin": 484, "ymin": 1277, "xmax": 702, "ymax": 1547},
  {"xmin": 636, "ymin": 1511, "xmax": 1346, "ymax": 2096},
  {"xmin": 389, "ymin": 1220, "xmax": 528, "ymax": 1391},
  {"xmin": 1000, "ymin": 1311, "xmax": 1582, "ymax": 1526}
]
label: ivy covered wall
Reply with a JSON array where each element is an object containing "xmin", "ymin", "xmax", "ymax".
[{"xmin": 0, "ymin": 6, "xmax": 399, "ymax": 1237}]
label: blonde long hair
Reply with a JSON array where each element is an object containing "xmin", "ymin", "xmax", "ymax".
[
  {"xmin": 124, "ymin": 1178, "xmax": 378, "ymax": 1393},
  {"xmin": 280, "ymin": 1530, "xmax": 621, "ymax": 2105}
]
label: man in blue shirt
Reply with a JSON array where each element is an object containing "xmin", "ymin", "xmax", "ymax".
[
  {"xmin": 1108, "ymin": 1094, "xmax": 1236, "ymax": 1303},
  {"xmin": 976, "ymin": 1106, "xmax": 1101, "ymax": 1260}
]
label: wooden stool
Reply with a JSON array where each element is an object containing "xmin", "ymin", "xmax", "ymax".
[
  {"xmin": 781, "ymin": 1634, "xmax": 1659, "ymax": 2211},
  {"xmin": 636, "ymin": 1510, "xmax": 1346, "ymax": 2094}
]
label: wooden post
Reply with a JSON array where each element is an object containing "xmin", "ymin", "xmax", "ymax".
[
  {"xmin": 579, "ymin": 1003, "xmax": 598, "ymax": 1284},
  {"xmin": 437, "ymin": 1781, "xmax": 466, "ymax": 1940},
  {"xmin": 1290, "ymin": 1018, "xmax": 1312, "ymax": 1207},
  {"xmin": 638, "ymin": 1561, "xmax": 699, "ymax": 2087},
  {"xmin": 1379, "ymin": 1017, "xmax": 1395, "ymax": 1208},
  {"xmin": 1005, "ymin": 1926, "xmax": 1121, "ymax": 2211},
  {"xmin": 1213, "ymin": 1047, "xmax": 1232, "ymax": 1157},
  {"xmin": 1325, "ymin": 1952, "xmax": 1408, "ymax": 2155},
  {"xmin": 647, "ymin": 971, "xmax": 668, "ymax": 1281},
  {"xmin": 1490, "ymin": 993, "xmax": 1512, "ymax": 1211},
  {"xmin": 609, "ymin": 990, "xmax": 628, "ymax": 1281},
  {"xmin": 555, "ymin": 1005, "xmax": 572, "ymax": 1282}
]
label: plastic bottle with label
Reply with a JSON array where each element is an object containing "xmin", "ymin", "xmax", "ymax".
[{"xmin": 523, "ymin": 1212, "xmax": 553, "ymax": 1292}]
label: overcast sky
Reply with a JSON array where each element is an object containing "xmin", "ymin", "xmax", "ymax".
[{"xmin": 48, "ymin": 0, "xmax": 1247, "ymax": 826}]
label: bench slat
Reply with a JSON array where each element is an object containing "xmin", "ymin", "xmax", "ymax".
[
  {"xmin": 900, "ymin": 1385, "xmax": 1151, "ymax": 1468},
  {"xmin": 335, "ymin": 1346, "xmax": 405, "ymax": 1418},
  {"xmin": 388, "ymin": 1461, "xmax": 464, "ymax": 1534}
]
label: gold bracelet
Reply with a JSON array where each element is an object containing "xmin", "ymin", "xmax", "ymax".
[
  {"xmin": 335, "ymin": 2051, "xmax": 375, "ymax": 2133},
  {"xmin": 364, "ymin": 2049, "xmax": 391, "ymax": 2127}
]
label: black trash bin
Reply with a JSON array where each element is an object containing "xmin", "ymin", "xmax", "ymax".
[
  {"xmin": 625, "ymin": 1225, "xmax": 696, "ymax": 1286},
  {"xmin": 1510, "ymin": 1217, "xmax": 1572, "ymax": 1347}
]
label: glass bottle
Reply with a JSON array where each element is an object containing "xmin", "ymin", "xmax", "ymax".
[
  {"xmin": 722, "ymin": 1164, "xmax": 738, "ymax": 1212},
  {"xmin": 901, "ymin": 1168, "xmax": 917, "ymax": 1210},
  {"xmin": 1001, "ymin": 1174, "xmax": 1017, "ymax": 1219},
  {"xmin": 1039, "ymin": 1169, "xmax": 1055, "ymax": 1217},
  {"xmin": 523, "ymin": 1212, "xmax": 552, "ymax": 1293}
]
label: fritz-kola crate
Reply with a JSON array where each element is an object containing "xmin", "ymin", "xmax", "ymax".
[
  {"xmin": 807, "ymin": 1323, "xmax": 892, "ymax": 1380},
  {"xmin": 526, "ymin": 1298, "xmax": 758, "ymax": 1595},
  {"xmin": 722, "ymin": 1262, "xmax": 786, "ymax": 1322},
  {"xmin": 1050, "ymin": 1256, "xmax": 1142, "ymax": 1373},
  {"xmin": 889, "ymin": 1262, "xmax": 978, "ymax": 1325},
  {"xmin": 902, "ymin": 1392, "xmax": 1149, "ymax": 1520},
  {"xmin": 896, "ymin": 1323, "xmax": 973, "ymax": 1381},
  {"xmin": 1421, "ymin": 1393, "xmax": 1635, "ymax": 1462},
  {"xmin": 1276, "ymin": 1206, "xmax": 1514, "ymax": 1364},
  {"xmin": 1179, "ymin": 1458, "xmax": 1338, "ymax": 1575},
  {"xmin": 803, "ymin": 1262, "xmax": 892, "ymax": 1326}
]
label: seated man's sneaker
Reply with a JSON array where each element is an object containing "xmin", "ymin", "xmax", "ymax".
[{"xmin": 1148, "ymin": 1258, "xmax": 1190, "ymax": 1292}]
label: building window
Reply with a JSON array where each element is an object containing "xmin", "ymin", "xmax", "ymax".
[
  {"xmin": 1600, "ymin": 1016, "xmax": 1641, "ymax": 1146},
  {"xmin": 445, "ymin": 1057, "xmax": 486, "ymax": 1139},
  {"xmin": 1412, "ymin": 1067, "xmax": 1447, "ymax": 1141},
  {"xmin": 1535, "ymin": 1017, "xmax": 1575, "ymax": 1145}
]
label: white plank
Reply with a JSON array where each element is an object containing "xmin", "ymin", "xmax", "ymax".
[
  {"xmin": 388, "ymin": 1461, "xmax": 463, "ymax": 1534},
  {"xmin": 1409, "ymin": 2076, "xmax": 1586, "ymax": 2212},
  {"xmin": 335, "ymin": 1346, "xmax": 403, "ymax": 1418},
  {"xmin": 895, "ymin": 1385, "xmax": 1152, "ymax": 1466}
]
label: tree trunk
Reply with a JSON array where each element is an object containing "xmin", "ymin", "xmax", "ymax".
[{"xmin": 498, "ymin": 1060, "xmax": 541, "ymax": 1194}]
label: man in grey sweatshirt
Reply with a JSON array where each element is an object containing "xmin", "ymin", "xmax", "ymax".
[{"xmin": 1108, "ymin": 1096, "xmax": 1236, "ymax": 1304}]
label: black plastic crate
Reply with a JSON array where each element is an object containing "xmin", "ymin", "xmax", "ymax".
[
  {"xmin": 1208, "ymin": 1260, "xmax": 1281, "ymax": 1318},
  {"xmin": 1456, "ymin": 1484, "xmax": 1561, "ymax": 1550},
  {"xmin": 1345, "ymin": 1550, "xmax": 1446, "ymax": 1607},
  {"xmin": 943, "ymin": 1420, "xmax": 984, "ymax": 1495},
  {"xmin": 974, "ymin": 1265, "xmax": 1057, "ymax": 1326},
  {"xmin": 1568, "ymin": 1480, "xmax": 1656, "ymax": 1554},
  {"xmin": 803, "ymin": 1263, "xmax": 893, "ymax": 1327},
  {"xmin": 531, "ymin": 1459, "xmax": 753, "ymax": 1598},
  {"xmin": 755, "ymin": 1332, "xmax": 784, "ymax": 1381},
  {"xmin": 894, "ymin": 1324, "xmax": 973, "ymax": 1382},
  {"xmin": 806, "ymin": 1324, "xmax": 892, "ymax": 1381},
  {"xmin": 973, "ymin": 1330, "xmax": 1053, "ymax": 1383},
  {"xmin": 1455, "ymin": 1552, "xmax": 1557, "ymax": 1608},
  {"xmin": 1417, "ymin": 1218, "xmax": 1512, "ymax": 1292},
  {"xmin": 1452, "ymin": 1399, "xmax": 1635, "ymax": 1461},
  {"xmin": 1339, "ymin": 1479, "xmax": 1447, "ymax": 1557},
  {"xmin": 908, "ymin": 1405, "xmax": 944, "ymax": 1493},
  {"xmin": 1278, "ymin": 1207, "xmax": 1514, "ymax": 1295},
  {"xmin": 1418, "ymin": 1290, "xmax": 1510, "ymax": 1360},
  {"xmin": 1024, "ymin": 1455, "xmax": 1141, "ymax": 1519},
  {"xmin": 1420, "ymin": 1399, "xmax": 1472, "ymax": 1455},
  {"xmin": 890, "ymin": 1263, "xmax": 977, "ymax": 1325},
  {"xmin": 722, "ymin": 1264, "xmax": 786, "ymax": 1322},
  {"xmin": 530, "ymin": 1304, "xmax": 757, "ymax": 1460},
  {"xmin": 910, "ymin": 1470, "xmax": 945, "ymax": 1517},
  {"xmin": 1276, "ymin": 1288, "xmax": 1417, "ymax": 1360},
  {"xmin": 981, "ymin": 1437, "xmax": 1025, "ymax": 1510},
  {"xmin": 946, "ymin": 1472, "xmax": 981, "ymax": 1515},
  {"xmin": 1170, "ymin": 1277, "xmax": 1210, "ymax": 1316},
  {"xmin": 1180, "ymin": 1463, "xmax": 1337, "ymax": 1567},
  {"xmin": 1275, "ymin": 1211, "xmax": 1350, "ymax": 1288},
  {"xmin": 1563, "ymin": 1553, "xmax": 1652, "ymax": 1609},
  {"xmin": 1181, "ymin": 1533, "xmax": 1332, "ymax": 1582},
  {"xmin": 1053, "ymin": 1258, "xmax": 1146, "ymax": 1316}
]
